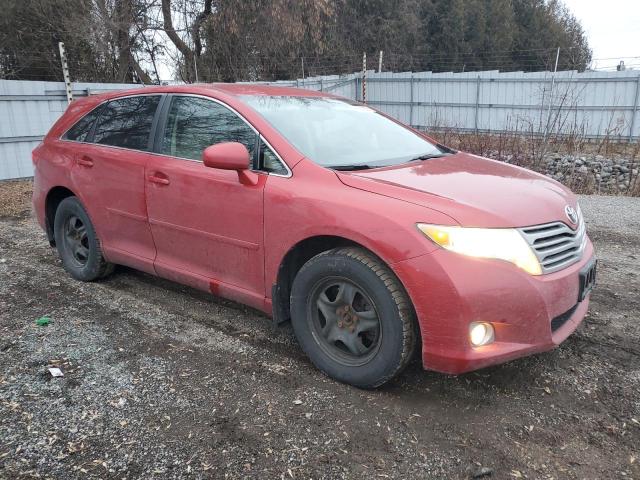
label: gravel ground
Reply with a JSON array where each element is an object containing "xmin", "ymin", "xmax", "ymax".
[
  {"xmin": 1, "ymin": 180, "xmax": 639, "ymax": 479},
  {"xmin": 0, "ymin": 180, "xmax": 33, "ymax": 219}
]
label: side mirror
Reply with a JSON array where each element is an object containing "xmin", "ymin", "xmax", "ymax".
[{"xmin": 202, "ymin": 142, "xmax": 250, "ymax": 171}]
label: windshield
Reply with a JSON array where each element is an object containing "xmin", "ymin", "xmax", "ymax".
[{"xmin": 241, "ymin": 96, "xmax": 443, "ymax": 168}]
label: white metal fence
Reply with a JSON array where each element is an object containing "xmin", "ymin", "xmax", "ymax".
[
  {"xmin": 269, "ymin": 69, "xmax": 640, "ymax": 142},
  {"xmin": 1, "ymin": 70, "xmax": 639, "ymax": 180}
]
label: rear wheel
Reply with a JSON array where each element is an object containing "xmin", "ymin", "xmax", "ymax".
[
  {"xmin": 54, "ymin": 197, "xmax": 114, "ymax": 281},
  {"xmin": 290, "ymin": 247, "xmax": 417, "ymax": 388}
]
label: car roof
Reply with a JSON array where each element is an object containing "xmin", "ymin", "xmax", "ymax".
[
  {"xmin": 91, "ymin": 83, "xmax": 334, "ymax": 102},
  {"xmin": 204, "ymin": 83, "xmax": 330, "ymax": 97}
]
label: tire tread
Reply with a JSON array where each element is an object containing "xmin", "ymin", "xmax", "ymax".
[
  {"xmin": 294, "ymin": 246, "xmax": 417, "ymax": 388},
  {"xmin": 54, "ymin": 197, "xmax": 114, "ymax": 282}
]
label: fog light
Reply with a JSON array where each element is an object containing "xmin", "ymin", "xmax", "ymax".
[{"xmin": 469, "ymin": 322, "xmax": 494, "ymax": 347}]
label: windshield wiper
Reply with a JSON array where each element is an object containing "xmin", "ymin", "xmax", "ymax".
[
  {"xmin": 330, "ymin": 164, "xmax": 375, "ymax": 171},
  {"xmin": 407, "ymin": 153, "xmax": 449, "ymax": 162},
  {"xmin": 435, "ymin": 143, "xmax": 456, "ymax": 154}
]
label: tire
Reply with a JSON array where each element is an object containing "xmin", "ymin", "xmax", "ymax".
[
  {"xmin": 53, "ymin": 197, "xmax": 114, "ymax": 281},
  {"xmin": 290, "ymin": 247, "xmax": 417, "ymax": 388}
]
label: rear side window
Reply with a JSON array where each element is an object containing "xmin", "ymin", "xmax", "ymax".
[
  {"xmin": 62, "ymin": 106, "xmax": 103, "ymax": 142},
  {"xmin": 160, "ymin": 96, "xmax": 257, "ymax": 161},
  {"xmin": 93, "ymin": 95, "xmax": 161, "ymax": 151}
]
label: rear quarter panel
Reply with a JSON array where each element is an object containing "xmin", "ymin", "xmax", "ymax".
[{"xmin": 32, "ymin": 96, "xmax": 108, "ymax": 240}]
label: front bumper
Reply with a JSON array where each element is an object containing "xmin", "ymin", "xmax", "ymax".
[{"xmin": 393, "ymin": 238, "xmax": 595, "ymax": 375}]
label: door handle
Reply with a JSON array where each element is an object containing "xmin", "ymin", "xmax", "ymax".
[
  {"xmin": 148, "ymin": 173, "xmax": 170, "ymax": 185},
  {"xmin": 77, "ymin": 156, "xmax": 94, "ymax": 168}
]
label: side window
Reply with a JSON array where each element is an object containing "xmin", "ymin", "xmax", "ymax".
[
  {"xmin": 258, "ymin": 141, "xmax": 288, "ymax": 175},
  {"xmin": 93, "ymin": 95, "xmax": 161, "ymax": 151},
  {"xmin": 160, "ymin": 96, "xmax": 257, "ymax": 162},
  {"xmin": 62, "ymin": 106, "xmax": 103, "ymax": 142}
]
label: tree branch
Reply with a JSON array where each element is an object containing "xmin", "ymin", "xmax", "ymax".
[
  {"xmin": 191, "ymin": 0, "xmax": 213, "ymax": 57},
  {"xmin": 161, "ymin": 0, "xmax": 193, "ymax": 59},
  {"xmin": 130, "ymin": 51, "xmax": 153, "ymax": 84}
]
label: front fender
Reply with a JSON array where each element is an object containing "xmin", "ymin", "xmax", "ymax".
[{"xmin": 263, "ymin": 159, "xmax": 458, "ymax": 294}]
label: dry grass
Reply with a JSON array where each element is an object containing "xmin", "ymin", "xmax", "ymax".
[{"xmin": 0, "ymin": 179, "xmax": 33, "ymax": 218}]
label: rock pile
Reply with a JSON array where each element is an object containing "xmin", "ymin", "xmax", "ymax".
[{"xmin": 542, "ymin": 154, "xmax": 638, "ymax": 193}]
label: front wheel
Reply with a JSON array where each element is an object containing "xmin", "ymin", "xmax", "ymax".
[{"xmin": 290, "ymin": 247, "xmax": 417, "ymax": 388}]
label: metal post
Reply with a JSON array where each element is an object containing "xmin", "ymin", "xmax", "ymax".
[
  {"xmin": 629, "ymin": 74, "xmax": 640, "ymax": 142},
  {"xmin": 194, "ymin": 55, "xmax": 199, "ymax": 83},
  {"xmin": 378, "ymin": 50, "xmax": 383, "ymax": 73},
  {"xmin": 544, "ymin": 47, "xmax": 560, "ymax": 142},
  {"xmin": 474, "ymin": 75, "xmax": 481, "ymax": 134},
  {"xmin": 320, "ymin": 77, "xmax": 323, "ymax": 92},
  {"xmin": 409, "ymin": 74, "xmax": 415, "ymax": 127},
  {"xmin": 58, "ymin": 42, "xmax": 73, "ymax": 104},
  {"xmin": 362, "ymin": 52, "xmax": 367, "ymax": 103},
  {"xmin": 301, "ymin": 57, "xmax": 305, "ymax": 80}
]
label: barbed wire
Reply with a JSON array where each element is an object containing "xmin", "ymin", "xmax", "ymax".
[
  {"xmin": 2, "ymin": 46, "xmax": 629, "ymax": 62},
  {"xmin": 2, "ymin": 48, "xmax": 638, "ymax": 83}
]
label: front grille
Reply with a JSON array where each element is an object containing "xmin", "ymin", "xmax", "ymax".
[{"xmin": 519, "ymin": 208, "xmax": 587, "ymax": 274}]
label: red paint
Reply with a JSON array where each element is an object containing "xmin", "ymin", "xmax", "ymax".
[
  {"xmin": 202, "ymin": 142, "xmax": 251, "ymax": 171},
  {"xmin": 32, "ymin": 84, "xmax": 595, "ymax": 375}
]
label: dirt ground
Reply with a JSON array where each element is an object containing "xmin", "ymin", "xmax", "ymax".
[{"xmin": 1, "ymin": 180, "xmax": 639, "ymax": 479}]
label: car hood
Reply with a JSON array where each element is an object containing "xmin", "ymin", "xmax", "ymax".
[{"xmin": 336, "ymin": 152, "xmax": 577, "ymax": 228}]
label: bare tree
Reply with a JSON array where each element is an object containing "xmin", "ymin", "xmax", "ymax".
[{"xmin": 1, "ymin": 0, "xmax": 593, "ymax": 83}]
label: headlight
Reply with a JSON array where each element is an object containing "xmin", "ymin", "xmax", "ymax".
[{"xmin": 417, "ymin": 223, "xmax": 542, "ymax": 275}]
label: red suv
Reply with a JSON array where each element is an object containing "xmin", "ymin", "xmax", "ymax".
[{"xmin": 32, "ymin": 85, "xmax": 596, "ymax": 388}]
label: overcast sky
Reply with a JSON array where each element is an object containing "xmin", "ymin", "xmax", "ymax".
[{"xmin": 563, "ymin": 0, "xmax": 640, "ymax": 70}]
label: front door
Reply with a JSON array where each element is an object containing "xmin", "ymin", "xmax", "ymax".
[{"xmin": 145, "ymin": 95, "xmax": 266, "ymax": 308}]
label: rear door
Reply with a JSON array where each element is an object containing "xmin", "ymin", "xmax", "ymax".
[
  {"xmin": 69, "ymin": 94, "xmax": 162, "ymax": 273},
  {"xmin": 145, "ymin": 95, "xmax": 267, "ymax": 307}
]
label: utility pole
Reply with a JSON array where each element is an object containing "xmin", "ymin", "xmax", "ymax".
[
  {"xmin": 58, "ymin": 42, "xmax": 73, "ymax": 104},
  {"xmin": 543, "ymin": 47, "xmax": 560, "ymax": 143},
  {"xmin": 378, "ymin": 50, "xmax": 383, "ymax": 73},
  {"xmin": 362, "ymin": 52, "xmax": 367, "ymax": 103}
]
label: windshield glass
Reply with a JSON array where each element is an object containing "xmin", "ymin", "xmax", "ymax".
[{"xmin": 241, "ymin": 96, "xmax": 443, "ymax": 168}]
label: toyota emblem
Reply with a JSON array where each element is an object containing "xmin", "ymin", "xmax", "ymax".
[{"xmin": 565, "ymin": 205, "xmax": 578, "ymax": 224}]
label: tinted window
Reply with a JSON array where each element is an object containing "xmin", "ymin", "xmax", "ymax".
[
  {"xmin": 258, "ymin": 141, "xmax": 288, "ymax": 175},
  {"xmin": 160, "ymin": 96, "xmax": 257, "ymax": 162},
  {"xmin": 63, "ymin": 106, "xmax": 102, "ymax": 142},
  {"xmin": 93, "ymin": 95, "xmax": 161, "ymax": 150}
]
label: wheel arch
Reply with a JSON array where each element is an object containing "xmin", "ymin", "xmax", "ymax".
[
  {"xmin": 45, "ymin": 186, "xmax": 77, "ymax": 245},
  {"xmin": 272, "ymin": 235, "xmax": 413, "ymax": 326}
]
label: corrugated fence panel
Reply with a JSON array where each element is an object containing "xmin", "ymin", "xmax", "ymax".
[{"xmin": 280, "ymin": 70, "xmax": 640, "ymax": 141}]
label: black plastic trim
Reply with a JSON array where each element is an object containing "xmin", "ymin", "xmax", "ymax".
[{"xmin": 551, "ymin": 304, "xmax": 577, "ymax": 332}]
